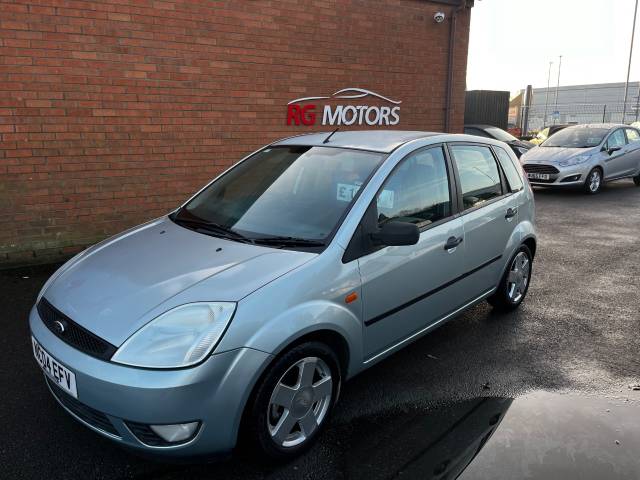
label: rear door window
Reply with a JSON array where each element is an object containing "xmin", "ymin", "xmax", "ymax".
[{"xmin": 625, "ymin": 128, "xmax": 640, "ymax": 143}]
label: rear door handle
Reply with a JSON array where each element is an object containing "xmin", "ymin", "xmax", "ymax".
[
  {"xmin": 444, "ymin": 236, "xmax": 463, "ymax": 250},
  {"xmin": 505, "ymin": 207, "xmax": 518, "ymax": 219}
]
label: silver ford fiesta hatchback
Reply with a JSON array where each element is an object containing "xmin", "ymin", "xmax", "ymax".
[
  {"xmin": 520, "ymin": 123, "xmax": 640, "ymax": 194},
  {"xmin": 30, "ymin": 131, "xmax": 536, "ymax": 461}
]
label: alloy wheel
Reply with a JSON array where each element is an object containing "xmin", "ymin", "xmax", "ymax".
[
  {"xmin": 267, "ymin": 357, "xmax": 333, "ymax": 448},
  {"xmin": 589, "ymin": 170, "xmax": 601, "ymax": 193},
  {"xmin": 506, "ymin": 251, "xmax": 530, "ymax": 303}
]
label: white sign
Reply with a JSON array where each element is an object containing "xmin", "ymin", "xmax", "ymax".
[{"xmin": 287, "ymin": 88, "xmax": 402, "ymax": 127}]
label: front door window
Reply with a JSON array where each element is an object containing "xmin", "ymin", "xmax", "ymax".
[{"xmin": 375, "ymin": 146, "xmax": 452, "ymax": 228}]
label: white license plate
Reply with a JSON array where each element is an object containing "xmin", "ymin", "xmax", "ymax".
[
  {"xmin": 527, "ymin": 173, "xmax": 550, "ymax": 180},
  {"xmin": 32, "ymin": 336, "xmax": 77, "ymax": 398}
]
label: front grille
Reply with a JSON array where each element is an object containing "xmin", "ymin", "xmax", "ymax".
[
  {"xmin": 46, "ymin": 377, "xmax": 120, "ymax": 437},
  {"xmin": 529, "ymin": 177, "xmax": 555, "ymax": 183},
  {"xmin": 523, "ymin": 164, "xmax": 559, "ymax": 174},
  {"xmin": 37, "ymin": 298, "xmax": 116, "ymax": 360}
]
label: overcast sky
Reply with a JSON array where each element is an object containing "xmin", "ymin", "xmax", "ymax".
[{"xmin": 466, "ymin": 0, "xmax": 640, "ymax": 95}]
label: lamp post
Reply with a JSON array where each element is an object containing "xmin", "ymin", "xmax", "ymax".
[
  {"xmin": 543, "ymin": 61, "xmax": 553, "ymax": 127},
  {"xmin": 554, "ymin": 55, "xmax": 562, "ymax": 111},
  {"xmin": 623, "ymin": 0, "xmax": 639, "ymax": 124},
  {"xmin": 635, "ymin": 82, "xmax": 640, "ymax": 121}
]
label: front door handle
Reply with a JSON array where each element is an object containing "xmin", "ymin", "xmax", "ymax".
[
  {"xmin": 444, "ymin": 236, "xmax": 463, "ymax": 250},
  {"xmin": 505, "ymin": 207, "xmax": 518, "ymax": 219}
]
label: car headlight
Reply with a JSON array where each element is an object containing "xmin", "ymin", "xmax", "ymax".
[
  {"xmin": 559, "ymin": 155, "xmax": 591, "ymax": 167},
  {"xmin": 112, "ymin": 302, "xmax": 236, "ymax": 368}
]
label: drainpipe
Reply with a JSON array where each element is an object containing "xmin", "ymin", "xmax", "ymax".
[{"xmin": 444, "ymin": 0, "xmax": 468, "ymax": 133}]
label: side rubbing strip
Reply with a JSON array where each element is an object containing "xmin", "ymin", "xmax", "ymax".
[{"xmin": 364, "ymin": 255, "xmax": 503, "ymax": 327}]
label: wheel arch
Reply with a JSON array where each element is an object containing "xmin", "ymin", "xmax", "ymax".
[
  {"xmin": 274, "ymin": 329, "xmax": 350, "ymax": 380},
  {"xmin": 522, "ymin": 235, "xmax": 537, "ymax": 259},
  {"xmin": 590, "ymin": 164, "xmax": 605, "ymax": 179},
  {"xmin": 498, "ymin": 226, "xmax": 536, "ymax": 282}
]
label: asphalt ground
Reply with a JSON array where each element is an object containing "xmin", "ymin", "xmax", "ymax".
[{"xmin": 2, "ymin": 180, "xmax": 640, "ymax": 479}]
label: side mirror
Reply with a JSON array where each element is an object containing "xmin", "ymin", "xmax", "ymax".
[
  {"xmin": 370, "ymin": 221, "xmax": 420, "ymax": 246},
  {"xmin": 605, "ymin": 145, "xmax": 621, "ymax": 155}
]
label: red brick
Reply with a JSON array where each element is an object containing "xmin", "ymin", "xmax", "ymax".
[
  {"xmin": 107, "ymin": 12, "xmax": 131, "ymax": 22},
  {"xmin": 72, "ymin": 51, "xmax": 98, "ymax": 60},
  {"xmin": 92, "ymin": 109, "xmax": 117, "ymax": 116},
  {"xmin": 153, "ymin": 1, "xmax": 175, "ymax": 10},
  {"xmin": 1, "ymin": 21, "xmax": 29, "ymax": 30},
  {"xmin": 6, "ymin": 149, "xmax": 33, "ymax": 158},
  {"xmin": 25, "ymin": 99, "xmax": 52, "ymax": 108}
]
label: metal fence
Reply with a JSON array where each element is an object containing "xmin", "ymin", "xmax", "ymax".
[{"xmin": 518, "ymin": 103, "xmax": 640, "ymax": 135}]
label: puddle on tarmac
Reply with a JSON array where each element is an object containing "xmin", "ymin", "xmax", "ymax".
[{"xmin": 340, "ymin": 391, "xmax": 640, "ymax": 480}]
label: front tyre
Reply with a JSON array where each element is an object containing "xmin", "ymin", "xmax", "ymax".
[
  {"xmin": 584, "ymin": 168, "xmax": 603, "ymax": 194},
  {"xmin": 633, "ymin": 173, "xmax": 640, "ymax": 186},
  {"xmin": 488, "ymin": 245, "xmax": 533, "ymax": 312},
  {"xmin": 244, "ymin": 342, "xmax": 341, "ymax": 461}
]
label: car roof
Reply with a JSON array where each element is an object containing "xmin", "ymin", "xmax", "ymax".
[
  {"xmin": 272, "ymin": 130, "xmax": 444, "ymax": 153},
  {"xmin": 565, "ymin": 123, "xmax": 624, "ymax": 130}
]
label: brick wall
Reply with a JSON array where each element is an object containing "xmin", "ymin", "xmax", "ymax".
[{"xmin": 0, "ymin": 0, "xmax": 471, "ymax": 266}]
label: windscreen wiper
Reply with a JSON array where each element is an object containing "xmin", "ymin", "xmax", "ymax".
[
  {"xmin": 250, "ymin": 236, "xmax": 325, "ymax": 248},
  {"xmin": 172, "ymin": 217, "xmax": 254, "ymax": 243}
]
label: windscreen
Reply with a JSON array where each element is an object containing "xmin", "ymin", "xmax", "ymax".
[
  {"xmin": 541, "ymin": 127, "xmax": 608, "ymax": 148},
  {"xmin": 175, "ymin": 146, "xmax": 385, "ymax": 241},
  {"xmin": 485, "ymin": 127, "xmax": 518, "ymax": 142}
]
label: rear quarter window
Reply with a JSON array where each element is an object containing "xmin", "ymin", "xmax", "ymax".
[{"xmin": 494, "ymin": 146, "xmax": 524, "ymax": 192}]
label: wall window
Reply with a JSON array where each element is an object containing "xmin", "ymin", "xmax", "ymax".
[
  {"xmin": 494, "ymin": 146, "xmax": 524, "ymax": 192},
  {"xmin": 450, "ymin": 145, "xmax": 503, "ymax": 210},
  {"xmin": 376, "ymin": 147, "xmax": 451, "ymax": 227}
]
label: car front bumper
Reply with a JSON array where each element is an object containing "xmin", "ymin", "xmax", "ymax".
[{"xmin": 29, "ymin": 305, "xmax": 272, "ymax": 458}]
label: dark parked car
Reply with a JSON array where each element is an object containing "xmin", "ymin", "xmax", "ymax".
[{"xmin": 464, "ymin": 124, "xmax": 534, "ymax": 158}]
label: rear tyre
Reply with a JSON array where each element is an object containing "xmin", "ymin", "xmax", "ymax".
[
  {"xmin": 584, "ymin": 168, "xmax": 603, "ymax": 194},
  {"xmin": 633, "ymin": 174, "xmax": 640, "ymax": 186},
  {"xmin": 243, "ymin": 342, "xmax": 341, "ymax": 461},
  {"xmin": 488, "ymin": 245, "xmax": 533, "ymax": 312}
]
